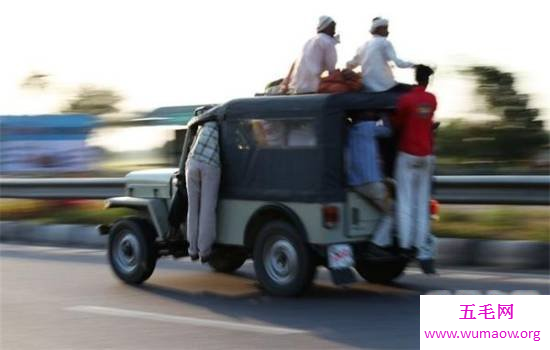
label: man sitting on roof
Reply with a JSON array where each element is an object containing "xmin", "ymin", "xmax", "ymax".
[
  {"xmin": 345, "ymin": 17, "xmax": 418, "ymax": 177},
  {"xmin": 281, "ymin": 16, "xmax": 339, "ymax": 94},
  {"xmin": 346, "ymin": 17, "xmax": 416, "ymax": 93}
]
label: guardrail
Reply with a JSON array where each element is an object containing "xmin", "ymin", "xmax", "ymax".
[
  {"xmin": 0, "ymin": 176, "xmax": 549, "ymax": 205},
  {"xmin": 433, "ymin": 176, "xmax": 549, "ymax": 205},
  {"xmin": 0, "ymin": 178, "xmax": 126, "ymax": 199}
]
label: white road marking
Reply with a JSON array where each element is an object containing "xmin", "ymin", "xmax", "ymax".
[
  {"xmin": 404, "ymin": 268, "xmax": 423, "ymax": 275},
  {"xmin": 48, "ymin": 248, "xmax": 104, "ymax": 256},
  {"xmin": 486, "ymin": 290, "xmax": 509, "ymax": 295},
  {"xmin": 66, "ymin": 306, "xmax": 307, "ymax": 335},
  {"xmin": 408, "ymin": 268, "xmax": 499, "ymax": 280},
  {"xmin": 0, "ymin": 244, "xmax": 104, "ymax": 256},
  {"xmin": 408, "ymin": 266, "xmax": 549, "ymax": 282},
  {"xmin": 511, "ymin": 290, "xmax": 542, "ymax": 295},
  {"xmin": 2, "ymin": 244, "xmax": 59, "ymax": 252},
  {"xmin": 74, "ymin": 250, "xmax": 105, "ymax": 256},
  {"xmin": 505, "ymin": 278, "xmax": 550, "ymax": 285},
  {"xmin": 440, "ymin": 273, "xmax": 495, "ymax": 280},
  {"xmin": 455, "ymin": 290, "xmax": 483, "ymax": 295},
  {"xmin": 424, "ymin": 290, "xmax": 453, "ymax": 295}
]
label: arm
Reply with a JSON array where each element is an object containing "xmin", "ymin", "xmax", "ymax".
[
  {"xmin": 346, "ymin": 45, "xmax": 363, "ymax": 70},
  {"xmin": 430, "ymin": 95, "xmax": 438, "ymax": 150},
  {"xmin": 324, "ymin": 42, "xmax": 337, "ymax": 73},
  {"xmin": 280, "ymin": 61, "xmax": 296, "ymax": 94},
  {"xmin": 384, "ymin": 41, "xmax": 415, "ymax": 68}
]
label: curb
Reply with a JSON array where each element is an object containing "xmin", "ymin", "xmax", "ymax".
[
  {"xmin": 0, "ymin": 221, "xmax": 548, "ymax": 270},
  {"xmin": 0, "ymin": 221, "xmax": 106, "ymax": 249}
]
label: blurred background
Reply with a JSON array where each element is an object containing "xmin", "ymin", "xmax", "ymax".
[{"xmin": 0, "ymin": 0, "xmax": 549, "ymax": 242}]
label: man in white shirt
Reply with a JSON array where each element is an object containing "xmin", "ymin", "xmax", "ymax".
[
  {"xmin": 283, "ymin": 16, "xmax": 339, "ymax": 94},
  {"xmin": 346, "ymin": 17, "xmax": 416, "ymax": 92}
]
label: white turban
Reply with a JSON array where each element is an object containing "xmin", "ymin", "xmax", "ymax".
[
  {"xmin": 370, "ymin": 17, "xmax": 389, "ymax": 34},
  {"xmin": 317, "ymin": 15, "xmax": 335, "ymax": 32}
]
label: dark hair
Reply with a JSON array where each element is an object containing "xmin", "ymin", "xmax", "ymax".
[{"xmin": 415, "ymin": 64, "xmax": 434, "ymax": 84}]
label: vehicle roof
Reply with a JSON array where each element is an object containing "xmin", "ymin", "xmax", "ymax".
[{"xmin": 189, "ymin": 91, "xmax": 402, "ymax": 127}]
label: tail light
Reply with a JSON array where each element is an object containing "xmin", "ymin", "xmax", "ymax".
[
  {"xmin": 322, "ymin": 205, "xmax": 339, "ymax": 229},
  {"xmin": 430, "ymin": 199, "xmax": 440, "ymax": 221}
]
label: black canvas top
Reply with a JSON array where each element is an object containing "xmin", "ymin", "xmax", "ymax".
[
  {"xmin": 189, "ymin": 92, "xmax": 402, "ymax": 203},
  {"xmin": 192, "ymin": 92, "xmax": 401, "ymax": 124}
]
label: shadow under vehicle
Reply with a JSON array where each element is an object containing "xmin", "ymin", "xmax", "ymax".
[{"xmin": 99, "ymin": 92, "xmax": 417, "ymax": 296}]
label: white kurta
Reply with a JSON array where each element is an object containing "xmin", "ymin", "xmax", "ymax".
[
  {"xmin": 289, "ymin": 33, "xmax": 338, "ymax": 94},
  {"xmin": 347, "ymin": 35, "xmax": 415, "ymax": 92}
]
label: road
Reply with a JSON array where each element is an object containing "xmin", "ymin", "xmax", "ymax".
[{"xmin": 1, "ymin": 243, "xmax": 549, "ymax": 350}]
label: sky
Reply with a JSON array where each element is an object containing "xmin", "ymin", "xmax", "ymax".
[{"xmin": 1, "ymin": 0, "xmax": 549, "ymax": 149}]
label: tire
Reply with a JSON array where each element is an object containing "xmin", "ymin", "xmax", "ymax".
[
  {"xmin": 355, "ymin": 258, "xmax": 408, "ymax": 284},
  {"xmin": 208, "ymin": 249, "xmax": 248, "ymax": 273},
  {"xmin": 253, "ymin": 220, "xmax": 315, "ymax": 297},
  {"xmin": 108, "ymin": 217, "xmax": 157, "ymax": 285}
]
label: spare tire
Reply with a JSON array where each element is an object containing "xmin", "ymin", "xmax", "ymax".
[
  {"xmin": 208, "ymin": 249, "xmax": 248, "ymax": 273},
  {"xmin": 355, "ymin": 258, "xmax": 408, "ymax": 284}
]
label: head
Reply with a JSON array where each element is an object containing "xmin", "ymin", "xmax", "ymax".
[
  {"xmin": 317, "ymin": 15, "xmax": 336, "ymax": 37},
  {"xmin": 370, "ymin": 17, "xmax": 389, "ymax": 37},
  {"xmin": 415, "ymin": 65, "xmax": 435, "ymax": 86}
]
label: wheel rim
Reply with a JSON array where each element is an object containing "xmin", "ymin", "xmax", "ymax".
[
  {"xmin": 264, "ymin": 236, "xmax": 298, "ymax": 285},
  {"xmin": 113, "ymin": 231, "xmax": 141, "ymax": 274}
]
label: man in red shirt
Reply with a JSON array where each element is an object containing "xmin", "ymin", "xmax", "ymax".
[{"xmin": 393, "ymin": 65, "xmax": 437, "ymax": 274}]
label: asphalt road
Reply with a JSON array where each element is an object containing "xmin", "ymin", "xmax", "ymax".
[{"xmin": 1, "ymin": 243, "xmax": 549, "ymax": 350}]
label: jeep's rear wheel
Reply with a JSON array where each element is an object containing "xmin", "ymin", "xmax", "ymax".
[
  {"xmin": 253, "ymin": 221, "xmax": 315, "ymax": 296},
  {"xmin": 355, "ymin": 258, "xmax": 408, "ymax": 284},
  {"xmin": 108, "ymin": 218, "xmax": 157, "ymax": 284}
]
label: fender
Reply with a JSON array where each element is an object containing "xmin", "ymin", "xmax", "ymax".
[
  {"xmin": 243, "ymin": 203, "xmax": 308, "ymax": 249},
  {"xmin": 104, "ymin": 197, "xmax": 169, "ymax": 239}
]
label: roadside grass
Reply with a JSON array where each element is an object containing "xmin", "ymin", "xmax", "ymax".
[
  {"xmin": 1, "ymin": 200, "xmax": 548, "ymax": 241},
  {"xmin": 433, "ymin": 206, "xmax": 549, "ymax": 242},
  {"xmin": 0, "ymin": 199, "xmax": 133, "ymax": 225}
]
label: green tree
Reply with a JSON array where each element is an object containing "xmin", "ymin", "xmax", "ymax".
[
  {"xmin": 466, "ymin": 66, "xmax": 547, "ymax": 160},
  {"xmin": 62, "ymin": 86, "xmax": 122, "ymax": 115},
  {"xmin": 20, "ymin": 72, "xmax": 50, "ymax": 91},
  {"xmin": 438, "ymin": 66, "xmax": 547, "ymax": 164}
]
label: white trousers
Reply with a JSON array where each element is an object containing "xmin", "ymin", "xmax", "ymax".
[
  {"xmin": 185, "ymin": 159, "xmax": 221, "ymax": 258},
  {"xmin": 395, "ymin": 152, "xmax": 436, "ymax": 259},
  {"xmin": 353, "ymin": 182, "xmax": 394, "ymax": 247}
]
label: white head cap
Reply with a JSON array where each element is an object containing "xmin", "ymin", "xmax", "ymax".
[
  {"xmin": 317, "ymin": 15, "xmax": 335, "ymax": 32},
  {"xmin": 370, "ymin": 17, "xmax": 389, "ymax": 34}
]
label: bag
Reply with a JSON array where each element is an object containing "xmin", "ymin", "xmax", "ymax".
[
  {"xmin": 264, "ymin": 62, "xmax": 297, "ymax": 95},
  {"xmin": 318, "ymin": 70, "xmax": 363, "ymax": 93},
  {"xmin": 264, "ymin": 78, "xmax": 285, "ymax": 95}
]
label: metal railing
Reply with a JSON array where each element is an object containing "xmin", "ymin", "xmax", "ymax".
[
  {"xmin": 0, "ymin": 178, "xmax": 126, "ymax": 199},
  {"xmin": 0, "ymin": 176, "xmax": 549, "ymax": 205},
  {"xmin": 433, "ymin": 176, "xmax": 550, "ymax": 205}
]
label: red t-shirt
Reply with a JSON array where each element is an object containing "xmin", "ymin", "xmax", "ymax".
[{"xmin": 393, "ymin": 86, "xmax": 437, "ymax": 156}]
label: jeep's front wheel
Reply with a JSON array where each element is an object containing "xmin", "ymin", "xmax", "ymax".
[
  {"xmin": 253, "ymin": 221, "xmax": 315, "ymax": 297},
  {"xmin": 108, "ymin": 218, "xmax": 157, "ymax": 284}
]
